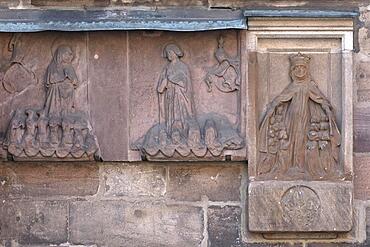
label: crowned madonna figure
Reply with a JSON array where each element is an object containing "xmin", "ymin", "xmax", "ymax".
[{"xmin": 257, "ymin": 53, "xmax": 342, "ymax": 180}]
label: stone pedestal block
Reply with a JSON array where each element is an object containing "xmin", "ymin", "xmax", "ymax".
[{"xmin": 248, "ymin": 181, "xmax": 353, "ymax": 232}]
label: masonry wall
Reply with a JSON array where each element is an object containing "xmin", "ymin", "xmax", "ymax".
[{"xmin": 1, "ymin": 1, "xmax": 370, "ymax": 247}]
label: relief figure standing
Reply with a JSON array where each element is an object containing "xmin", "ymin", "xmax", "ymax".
[
  {"xmin": 258, "ymin": 53, "xmax": 341, "ymax": 180},
  {"xmin": 157, "ymin": 44, "xmax": 196, "ymax": 137},
  {"xmin": 44, "ymin": 45, "xmax": 78, "ymax": 120}
]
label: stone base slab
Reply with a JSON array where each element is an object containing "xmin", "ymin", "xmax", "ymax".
[{"xmin": 248, "ymin": 180, "xmax": 353, "ymax": 232}]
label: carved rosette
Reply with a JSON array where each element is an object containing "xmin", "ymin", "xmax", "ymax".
[{"xmin": 281, "ymin": 185, "xmax": 321, "ymax": 228}]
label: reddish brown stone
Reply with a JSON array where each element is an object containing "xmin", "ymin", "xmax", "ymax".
[
  {"xmin": 129, "ymin": 30, "xmax": 246, "ymax": 161},
  {"xmin": 88, "ymin": 32, "xmax": 129, "ymax": 161},
  {"xmin": 0, "ymin": 162, "xmax": 99, "ymax": 198},
  {"xmin": 0, "ymin": 200, "xmax": 68, "ymax": 244},
  {"xmin": 103, "ymin": 164, "xmax": 166, "ymax": 198},
  {"xmin": 31, "ymin": 0, "xmax": 109, "ymax": 6},
  {"xmin": 69, "ymin": 201, "xmax": 203, "ymax": 247},
  {"xmin": 244, "ymin": 244, "xmax": 302, "ymax": 247},
  {"xmin": 0, "ymin": 0, "xmax": 19, "ymax": 6},
  {"xmin": 354, "ymin": 107, "xmax": 370, "ymax": 153},
  {"xmin": 167, "ymin": 164, "xmax": 242, "ymax": 201},
  {"xmin": 209, "ymin": 0, "xmax": 368, "ymax": 8},
  {"xmin": 354, "ymin": 154, "xmax": 370, "ymax": 200},
  {"xmin": 208, "ymin": 206, "xmax": 242, "ymax": 246}
]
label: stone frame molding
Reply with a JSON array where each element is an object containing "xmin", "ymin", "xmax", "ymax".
[{"xmin": 246, "ymin": 17, "xmax": 355, "ymax": 236}]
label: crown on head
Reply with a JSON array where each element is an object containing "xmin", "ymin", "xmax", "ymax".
[{"xmin": 289, "ymin": 52, "xmax": 311, "ymax": 67}]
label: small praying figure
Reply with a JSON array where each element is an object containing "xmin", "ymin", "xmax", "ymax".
[{"xmin": 204, "ymin": 36, "xmax": 240, "ymax": 93}]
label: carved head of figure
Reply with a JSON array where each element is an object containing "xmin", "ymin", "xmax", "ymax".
[
  {"xmin": 12, "ymin": 109, "xmax": 25, "ymax": 129},
  {"xmin": 215, "ymin": 36, "xmax": 227, "ymax": 63},
  {"xmin": 163, "ymin": 44, "xmax": 183, "ymax": 62},
  {"xmin": 25, "ymin": 109, "xmax": 37, "ymax": 127},
  {"xmin": 54, "ymin": 45, "xmax": 74, "ymax": 65},
  {"xmin": 289, "ymin": 53, "xmax": 311, "ymax": 82}
]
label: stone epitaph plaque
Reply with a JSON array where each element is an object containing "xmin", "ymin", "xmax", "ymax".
[
  {"xmin": 246, "ymin": 18, "xmax": 354, "ymax": 234},
  {"xmin": 0, "ymin": 33, "xmax": 100, "ymax": 161},
  {"xmin": 129, "ymin": 31, "xmax": 246, "ymax": 161}
]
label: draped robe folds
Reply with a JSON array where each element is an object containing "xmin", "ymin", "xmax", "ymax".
[
  {"xmin": 44, "ymin": 56, "xmax": 78, "ymax": 120},
  {"xmin": 157, "ymin": 60, "xmax": 195, "ymax": 136},
  {"xmin": 258, "ymin": 80, "xmax": 341, "ymax": 179}
]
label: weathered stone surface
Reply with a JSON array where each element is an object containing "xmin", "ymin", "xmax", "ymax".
[
  {"xmin": 243, "ymin": 244, "xmax": 302, "ymax": 247},
  {"xmin": 31, "ymin": 0, "xmax": 109, "ymax": 6},
  {"xmin": 129, "ymin": 31, "xmax": 246, "ymax": 161},
  {"xmin": 209, "ymin": 0, "xmax": 368, "ymax": 8},
  {"xmin": 88, "ymin": 32, "xmax": 128, "ymax": 161},
  {"xmin": 0, "ymin": 162, "xmax": 99, "ymax": 198},
  {"xmin": 355, "ymin": 55, "xmax": 370, "ymax": 103},
  {"xmin": 307, "ymin": 205, "xmax": 370, "ymax": 246},
  {"xmin": 354, "ymin": 107, "xmax": 370, "ymax": 153},
  {"xmin": 111, "ymin": 0, "xmax": 207, "ymax": 6},
  {"xmin": 167, "ymin": 164, "xmax": 242, "ymax": 201},
  {"xmin": 254, "ymin": 52, "xmax": 343, "ymax": 181},
  {"xmin": 0, "ymin": 0, "xmax": 19, "ymax": 6},
  {"xmin": 249, "ymin": 181, "xmax": 353, "ymax": 232},
  {"xmin": 354, "ymin": 154, "xmax": 370, "ymax": 200},
  {"xmin": 208, "ymin": 206, "xmax": 242, "ymax": 247},
  {"xmin": 70, "ymin": 201, "xmax": 203, "ymax": 247},
  {"xmin": 0, "ymin": 32, "xmax": 88, "ymax": 143},
  {"xmin": 103, "ymin": 164, "xmax": 166, "ymax": 197},
  {"xmin": 0, "ymin": 200, "xmax": 68, "ymax": 244}
]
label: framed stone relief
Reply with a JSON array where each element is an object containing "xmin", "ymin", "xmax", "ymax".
[
  {"xmin": 0, "ymin": 33, "xmax": 100, "ymax": 161},
  {"xmin": 128, "ymin": 31, "xmax": 247, "ymax": 161},
  {"xmin": 246, "ymin": 18, "xmax": 354, "ymax": 234}
]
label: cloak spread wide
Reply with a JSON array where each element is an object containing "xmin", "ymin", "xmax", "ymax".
[{"xmin": 258, "ymin": 80, "xmax": 341, "ymax": 179}]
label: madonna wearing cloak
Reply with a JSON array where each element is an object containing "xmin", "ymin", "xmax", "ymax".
[{"xmin": 258, "ymin": 53, "xmax": 341, "ymax": 180}]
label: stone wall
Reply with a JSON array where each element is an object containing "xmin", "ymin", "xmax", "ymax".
[{"xmin": 1, "ymin": 1, "xmax": 370, "ymax": 247}]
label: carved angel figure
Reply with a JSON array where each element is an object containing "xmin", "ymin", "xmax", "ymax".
[
  {"xmin": 204, "ymin": 36, "xmax": 240, "ymax": 93},
  {"xmin": 44, "ymin": 45, "xmax": 78, "ymax": 120},
  {"xmin": 258, "ymin": 53, "xmax": 341, "ymax": 180}
]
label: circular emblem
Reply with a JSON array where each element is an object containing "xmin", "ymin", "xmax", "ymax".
[{"xmin": 281, "ymin": 185, "xmax": 321, "ymax": 228}]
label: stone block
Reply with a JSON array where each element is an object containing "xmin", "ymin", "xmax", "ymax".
[
  {"xmin": 207, "ymin": 206, "xmax": 242, "ymax": 247},
  {"xmin": 249, "ymin": 181, "xmax": 353, "ymax": 232},
  {"xmin": 31, "ymin": 0, "xmax": 109, "ymax": 6},
  {"xmin": 70, "ymin": 201, "xmax": 203, "ymax": 247},
  {"xmin": 243, "ymin": 244, "xmax": 302, "ymax": 247},
  {"xmin": 0, "ymin": 0, "xmax": 19, "ymax": 7},
  {"xmin": 167, "ymin": 164, "xmax": 242, "ymax": 202},
  {"xmin": 0, "ymin": 200, "xmax": 68, "ymax": 244},
  {"xmin": 354, "ymin": 154, "xmax": 370, "ymax": 200},
  {"xmin": 0, "ymin": 162, "xmax": 99, "ymax": 198},
  {"xmin": 88, "ymin": 32, "xmax": 129, "ymax": 161},
  {"xmin": 103, "ymin": 164, "xmax": 166, "ymax": 197},
  {"xmin": 354, "ymin": 107, "xmax": 370, "ymax": 153}
]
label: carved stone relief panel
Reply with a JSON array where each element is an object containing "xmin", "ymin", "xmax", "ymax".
[
  {"xmin": 0, "ymin": 32, "xmax": 100, "ymax": 161},
  {"xmin": 129, "ymin": 31, "xmax": 246, "ymax": 161},
  {"xmin": 246, "ymin": 18, "xmax": 354, "ymax": 234},
  {"xmin": 256, "ymin": 52, "xmax": 343, "ymax": 181}
]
